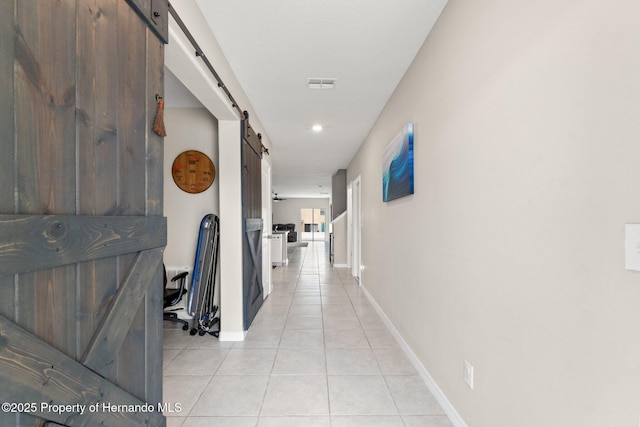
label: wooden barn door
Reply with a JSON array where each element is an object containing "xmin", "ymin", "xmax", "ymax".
[
  {"xmin": 0, "ymin": 1, "xmax": 168, "ymax": 426},
  {"xmin": 241, "ymin": 119, "xmax": 263, "ymax": 330}
]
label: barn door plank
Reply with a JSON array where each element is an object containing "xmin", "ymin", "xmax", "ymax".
[
  {"xmin": 0, "ymin": 0, "xmax": 16, "ymax": 325},
  {"xmin": 76, "ymin": 0, "xmax": 120, "ymax": 361},
  {"xmin": 144, "ymin": 28, "xmax": 165, "ymax": 407},
  {"xmin": 82, "ymin": 249, "xmax": 162, "ymax": 376},
  {"xmin": 0, "ymin": 215, "xmax": 167, "ymax": 276},
  {"xmin": 0, "ymin": 315, "xmax": 163, "ymax": 427},
  {"xmin": 115, "ymin": 0, "xmax": 152, "ymax": 401},
  {"xmin": 0, "ymin": 0, "xmax": 15, "ymax": 212},
  {"xmin": 0, "ymin": 276, "xmax": 15, "ymax": 321},
  {"xmin": 14, "ymin": 0, "xmax": 79, "ymax": 366},
  {"xmin": 0, "ymin": 413, "xmax": 46, "ymax": 427},
  {"xmin": 15, "ymin": 0, "xmax": 77, "ymax": 216},
  {"xmin": 77, "ymin": 0, "xmax": 119, "ymax": 216},
  {"xmin": 243, "ymin": 219, "xmax": 263, "ymax": 329},
  {"xmin": 117, "ymin": 0, "xmax": 147, "ymax": 217}
]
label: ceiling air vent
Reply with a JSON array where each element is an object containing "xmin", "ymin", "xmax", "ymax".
[{"xmin": 307, "ymin": 78, "xmax": 336, "ymax": 89}]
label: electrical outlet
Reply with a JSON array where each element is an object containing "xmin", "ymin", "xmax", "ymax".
[{"xmin": 463, "ymin": 360, "xmax": 474, "ymax": 390}]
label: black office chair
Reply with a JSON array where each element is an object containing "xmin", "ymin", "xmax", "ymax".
[{"xmin": 163, "ymin": 266, "xmax": 190, "ymax": 331}]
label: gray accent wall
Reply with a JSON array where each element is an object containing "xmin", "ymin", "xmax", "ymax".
[{"xmin": 331, "ymin": 169, "xmax": 347, "ymax": 220}]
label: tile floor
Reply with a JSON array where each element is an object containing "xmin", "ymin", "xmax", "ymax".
[{"xmin": 163, "ymin": 241, "xmax": 453, "ymax": 427}]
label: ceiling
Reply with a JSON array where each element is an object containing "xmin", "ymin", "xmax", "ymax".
[{"xmin": 168, "ymin": 0, "xmax": 447, "ymax": 198}]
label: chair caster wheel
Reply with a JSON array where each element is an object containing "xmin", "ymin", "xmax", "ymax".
[
  {"xmin": 189, "ymin": 329, "xmax": 197, "ymax": 336},
  {"xmin": 182, "ymin": 324, "xmax": 189, "ymax": 331},
  {"xmin": 198, "ymin": 330, "xmax": 206, "ymax": 336}
]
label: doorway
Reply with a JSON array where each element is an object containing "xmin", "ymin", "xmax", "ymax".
[
  {"xmin": 261, "ymin": 158, "xmax": 272, "ymax": 297},
  {"xmin": 300, "ymin": 208, "xmax": 327, "ymax": 241}
]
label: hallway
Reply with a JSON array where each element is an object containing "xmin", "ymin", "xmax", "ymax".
[{"xmin": 163, "ymin": 242, "xmax": 453, "ymax": 427}]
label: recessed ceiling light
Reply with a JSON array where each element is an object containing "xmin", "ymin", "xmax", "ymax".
[{"xmin": 312, "ymin": 124, "xmax": 323, "ymax": 132}]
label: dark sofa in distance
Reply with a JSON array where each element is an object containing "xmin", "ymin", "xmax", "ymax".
[{"xmin": 273, "ymin": 223, "xmax": 297, "ymax": 242}]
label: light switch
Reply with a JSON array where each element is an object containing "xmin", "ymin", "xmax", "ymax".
[{"xmin": 625, "ymin": 224, "xmax": 640, "ymax": 271}]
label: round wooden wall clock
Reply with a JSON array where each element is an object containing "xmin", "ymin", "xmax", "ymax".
[{"xmin": 171, "ymin": 150, "xmax": 215, "ymax": 194}]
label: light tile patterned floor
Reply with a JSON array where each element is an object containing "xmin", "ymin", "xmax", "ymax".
[{"xmin": 163, "ymin": 241, "xmax": 454, "ymax": 427}]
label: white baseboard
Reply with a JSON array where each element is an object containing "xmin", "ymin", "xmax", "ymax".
[
  {"xmin": 333, "ymin": 263, "xmax": 348, "ymax": 268},
  {"xmin": 218, "ymin": 330, "xmax": 246, "ymax": 342},
  {"xmin": 359, "ymin": 285, "xmax": 468, "ymax": 427}
]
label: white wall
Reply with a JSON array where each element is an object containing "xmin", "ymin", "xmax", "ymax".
[
  {"xmin": 218, "ymin": 120, "xmax": 245, "ymax": 339},
  {"xmin": 163, "ymin": 108, "xmax": 218, "ymax": 272},
  {"xmin": 272, "ymin": 198, "xmax": 331, "ymax": 240},
  {"xmin": 167, "ymin": 0, "xmax": 274, "ymax": 339},
  {"xmin": 347, "ymin": 0, "xmax": 640, "ymax": 426},
  {"xmin": 332, "ymin": 213, "xmax": 348, "ymax": 266}
]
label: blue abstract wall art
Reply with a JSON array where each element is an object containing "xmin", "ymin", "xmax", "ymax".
[{"xmin": 382, "ymin": 123, "xmax": 414, "ymax": 202}]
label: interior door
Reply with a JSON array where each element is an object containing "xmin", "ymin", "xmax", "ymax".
[
  {"xmin": 241, "ymin": 119, "xmax": 263, "ymax": 329},
  {"xmin": 261, "ymin": 158, "xmax": 272, "ymax": 297},
  {"xmin": 347, "ymin": 183, "xmax": 353, "ymax": 269},
  {"xmin": 349, "ymin": 176, "xmax": 362, "ymax": 281},
  {"xmin": 0, "ymin": 1, "xmax": 168, "ymax": 426}
]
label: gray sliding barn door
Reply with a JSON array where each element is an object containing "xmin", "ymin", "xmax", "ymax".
[
  {"xmin": 241, "ymin": 120, "xmax": 263, "ymax": 330},
  {"xmin": 0, "ymin": 1, "xmax": 168, "ymax": 426}
]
